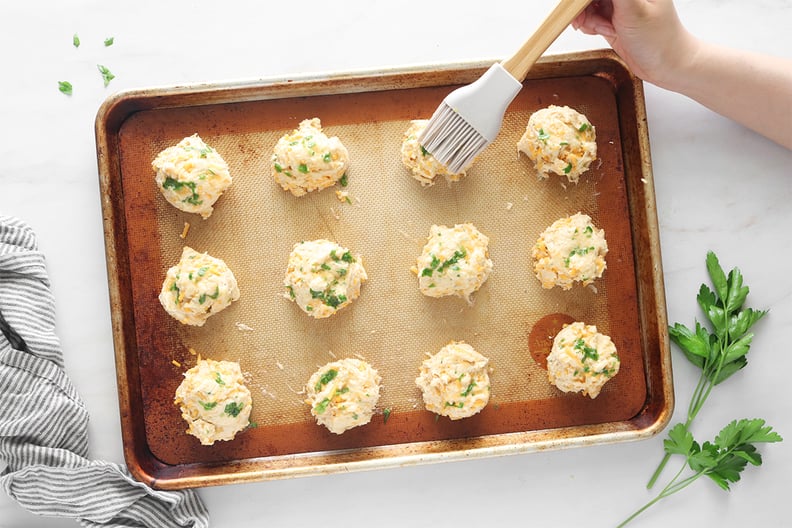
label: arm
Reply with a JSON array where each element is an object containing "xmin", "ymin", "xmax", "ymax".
[{"xmin": 573, "ymin": 0, "xmax": 792, "ymax": 150}]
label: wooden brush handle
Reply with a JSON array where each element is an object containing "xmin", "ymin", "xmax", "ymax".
[{"xmin": 501, "ymin": 0, "xmax": 592, "ymax": 81}]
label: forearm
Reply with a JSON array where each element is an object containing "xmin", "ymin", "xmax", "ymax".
[{"xmin": 664, "ymin": 39, "xmax": 792, "ymax": 149}]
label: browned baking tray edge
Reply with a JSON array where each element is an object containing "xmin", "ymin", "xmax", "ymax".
[{"xmin": 95, "ymin": 49, "xmax": 673, "ymax": 489}]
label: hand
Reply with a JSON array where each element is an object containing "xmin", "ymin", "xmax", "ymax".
[{"xmin": 572, "ymin": 0, "xmax": 697, "ymax": 89}]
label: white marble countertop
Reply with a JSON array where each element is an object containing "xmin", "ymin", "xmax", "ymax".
[{"xmin": 2, "ymin": 1, "xmax": 790, "ymax": 526}]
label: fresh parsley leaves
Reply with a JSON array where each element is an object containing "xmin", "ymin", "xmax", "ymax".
[
  {"xmin": 58, "ymin": 81, "xmax": 73, "ymax": 96},
  {"xmin": 619, "ymin": 420, "xmax": 782, "ymax": 527},
  {"xmin": 59, "ymin": 34, "xmax": 117, "ymax": 94},
  {"xmin": 97, "ymin": 64, "xmax": 115, "ymax": 87},
  {"xmin": 618, "ymin": 252, "xmax": 780, "ymax": 526}
]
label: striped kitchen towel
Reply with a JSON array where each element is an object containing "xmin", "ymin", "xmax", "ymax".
[{"xmin": 0, "ymin": 215, "xmax": 210, "ymax": 527}]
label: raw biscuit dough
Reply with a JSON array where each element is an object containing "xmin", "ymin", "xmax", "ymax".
[
  {"xmin": 272, "ymin": 117, "xmax": 349, "ymax": 197},
  {"xmin": 532, "ymin": 212, "xmax": 608, "ymax": 290},
  {"xmin": 152, "ymin": 134, "xmax": 232, "ymax": 219},
  {"xmin": 517, "ymin": 105, "xmax": 597, "ymax": 182},
  {"xmin": 305, "ymin": 358, "xmax": 381, "ymax": 434},
  {"xmin": 547, "ymin": 321, "xmax": 619, "ymax": 399},
  {"xmin": 174, "ymin": 358, "xmax": 252, "ymax": 445},
  {"xmin": 401, "ymin": 119, "xmax": 466, "ymax": 186},
  {"xmin": 415, "ymin": 341, "xmax": 490, "ymax": 420},
  {"xmin": 414, "ymin": 223, "xmax": 493, "ymax": 303},
  {"xmin": 283, "ymin": 239, "xmax": 367, "ymax": 319},
  {"xmin": 159, "ymin": 246, "xmax": 240, "ymax": 326}
]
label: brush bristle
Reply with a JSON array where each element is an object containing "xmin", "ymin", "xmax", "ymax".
[{"xmin": 419, "ymin": 102, "xmax": 489, "ymax": 174}]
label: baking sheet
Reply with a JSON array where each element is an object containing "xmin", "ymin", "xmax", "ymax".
[{"xmin": 96, "ymin": 50, "xmax": 672, "ymax": 489}]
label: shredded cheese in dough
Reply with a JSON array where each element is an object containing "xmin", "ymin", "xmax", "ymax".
[
  {"xmin": 283, "ymin": 239, "xmax": 367, "ymax": 319},
  {"xmin": 532, "ymin": 213, "xmax": 608, "ymax": 290},
  {"xmin": 413, "ymin": 223, "xmax": 493, "ymax": 303},
  {"xmin": 517, "ymin": 105, "xmax": 597, "ymax": 183},
  {"xmin": 152, "ymin": 134, "xmax": 232, "ymax": 219},
  {"xmin": 174, "ymin": 359, "xmax": 252, "ymax": 445},
  {"xmin": 159, "ymin": 246, "xmax": 240, "ymax": 326},
  {"xmin": 547, "ymin": 322, "xmax": 619, "ymax": 399},
  {"xmin": 272, "ymin": 118, "xmax": 349, "ymax": 197},
  {"xmin": 305, "ymin": 358, "xmax": 381, "ymax": 434},
  {"xmin": 415, "ymin": 341, "xmax": 490, "ymax": 420}
]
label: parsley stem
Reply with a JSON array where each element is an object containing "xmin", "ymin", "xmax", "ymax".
[{"xmin": 622, "ymin": 464, "xmax": 702, "ymax": 527}]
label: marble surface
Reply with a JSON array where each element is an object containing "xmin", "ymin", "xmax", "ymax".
[{"xmin": 1, "ymin": 1, "xmax": 791, "ymax": 526}]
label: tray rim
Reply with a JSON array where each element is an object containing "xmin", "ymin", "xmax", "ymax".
[{"xmin": 95, "ymin": 48, "xmax": 673, "ymax": 489}]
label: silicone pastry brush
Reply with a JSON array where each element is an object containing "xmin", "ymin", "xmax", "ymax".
[{"xmin": 419, "ymin": 0, "xmax": 592, "ymax": 174}]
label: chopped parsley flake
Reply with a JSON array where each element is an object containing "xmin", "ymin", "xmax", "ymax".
[
  {"xmin": 224, "ymin": 401, "xmax": 244, "ymax": 417},
  {"xmin": 537, "ymin": 128, "xmax": 550, "ymax": 142},
  {"xmin": 383, "ymin": 408, "xmax": 391, "ymax": 424},
  {"xmin": 214, "ymin": 372, "xmax": 225, "ymax": 385},
  {"xmin": 72, "ymin": 33, "xmax": 80, "ymax": 48},
  {"xmin": 315, "ymin": 369, "xmax": 338, "ymax": 391},
  {"xmin": 199, "ymin": 401, "xmax": 217, "ymax": 411},
  {"xmin": 323, "ymin": 152, "xmax": 332, "ymax": 163},
  {"xmin": 564, "ymin": 162, "xmax": 573, "ymax": 174},
  {"xmin": 339, "ymin": 173, "xmax": 348, "ymax": 187},
  {"xmin": 314, "ymin": 397, "xmax": 331, "ymax": 414},
  {"xmin": 58, "ymin": 81, "xmax": 73, "ymax": 95},
  {"xmin": 298, "ymin": 163, "xmax": 309, "ymax": 174},
  {"xmin": 97, "ymin": 64, "xmax": 115, "ymax": 87},
  {"xmin": 104, "ymin": 37, "xmax": 114, "ymax": 47}
]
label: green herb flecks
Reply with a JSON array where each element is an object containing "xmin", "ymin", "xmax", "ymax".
[
  {"xmin": 298, "ymin": 163, "xmax": 309, "ymax": 174},
  {"xmin": 537, "ymin": 128, "xmax": 549, "ymax": 142},
  {"xmin": 314, "ymin": 397, "xmax": 331, "ymax": 414},
  {"xmin": 73, "ymin": 33, "xmax": 80, "ymax": 48},
  {"xmin": 162, "ymin": 176, "xmax": 202, "ymax": 206},
  {"xmin": 460, "ymin": 380, "xmax": 476, "ymax": 397},
  {"xmin": 224, "ymin": 401, "xmax": 244, "ymax": 417},
  {"xmin": 214, "ymin": 372, "xmax": 225, "ymax": 386},
  {"xmin": 104, "ymin": 37, "xmax": 114, "ymax": 47},
  {"xmin": 421, "ymin": 249, "xmax": 466, "ymax": 278},
  {"xmin": 315, "ymin": 369, "xmax": 338, "ymax": 391},
  {"xmin": 564, "ymin": 162, "xmax": 573, "ymax": 174},
  {"xmin": 58, "ymin": 81, "xmax": 73, "ymax": 95},
  {"xmin": 199, "ymin": 400, "xmax": 217, "ymax": 411},
  {"xmin": 420, "ymin": 145, "xmax": 430, "ymax": 157},
  {"xmin": 323, "ymin": 152, "xmax": 332, "ymax": 163},
  {"xmin": 574, "ymin": 338, "xmax": 599, "ymax": 362},
  {"xmin": 310, "ymin": 288, "xmax": 347, "ymax": 308},
  {"xmin": 578, "ymin": 122, "xmax": 590, "ymax": 133},
  {"xmin": 383, "ymin": 408, "xmax": 391, "ymax": 424},
  {"xmin": 97, "ymin": 64, "xmax": 115, "ymax": 87},
  {"xmin": 339, "ymin": 173, "xmax": 348, "ymax": 187}
]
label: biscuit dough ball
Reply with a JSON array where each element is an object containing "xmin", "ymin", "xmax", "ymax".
[
  {"xmin": 305, "ymin": 358, "xmax": 381, "ymax": 434},
  {"xmin": 401, "ymin": 120, "xmax": 466, "ymax": 186},
  {"xmin": 414, "ymin": 223, "xmax": 493, "ymax": 303},
  {"xmin": 152, "ymin": 134, "xmax": 232, "ymax": 219},
  {"xmin": 272, "ymin": 118, "xmax": 350, "ymax": 197},
  {"xmin": 174, "ymin": 359, "xmax": 252, "ymax": 445},
  {"xmin": 517, "ymin": 105, "xmax": 597, "ymax": 182},
  {"xmin": 532, "ymin": 213, "xmax": 607, "ymax": 290},
  {"xmin": 283, "ymin": 239, "xmax": 367, "ymax": 319},
  {"xmin": 415, "ymin": 341, "xmax": 490, "ymax": 420},
  {"xmin": 547, "ymin": 322, "xmax": 619, "ymax": 399},
  {"xmin": 159, "ymin": 246, "xmax": 240, "ymax": 326}
]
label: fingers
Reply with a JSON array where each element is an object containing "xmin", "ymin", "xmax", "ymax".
[{"xmin": 572, "ymin": 5, "xmax": 616, "ymax": 37}]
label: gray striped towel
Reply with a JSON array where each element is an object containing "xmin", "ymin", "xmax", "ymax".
[{"xmin": 0, "ymin": 215, "xmax": 210, "ymax": 527}]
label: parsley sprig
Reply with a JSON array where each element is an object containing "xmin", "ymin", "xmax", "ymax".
[
  {"xmin": 618, "ymin": 251, "xmax": 781, "ymax": 526},
  {"xmin": 619, "ymin": 419, "xmax": 782, "ymax": 526},
  {"xmin": 649, "ymin": 251, "xmax": 768, "ymax": 487}
]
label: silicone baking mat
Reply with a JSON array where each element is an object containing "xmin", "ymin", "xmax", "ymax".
[{"xmin": 97, "ymin": 50, "xmax": 671, "ymax": 488}]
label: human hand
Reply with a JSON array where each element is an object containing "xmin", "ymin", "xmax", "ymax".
[{"xmin": 572, "ymin": 0, "xmax": 697, "ymax": 89}]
